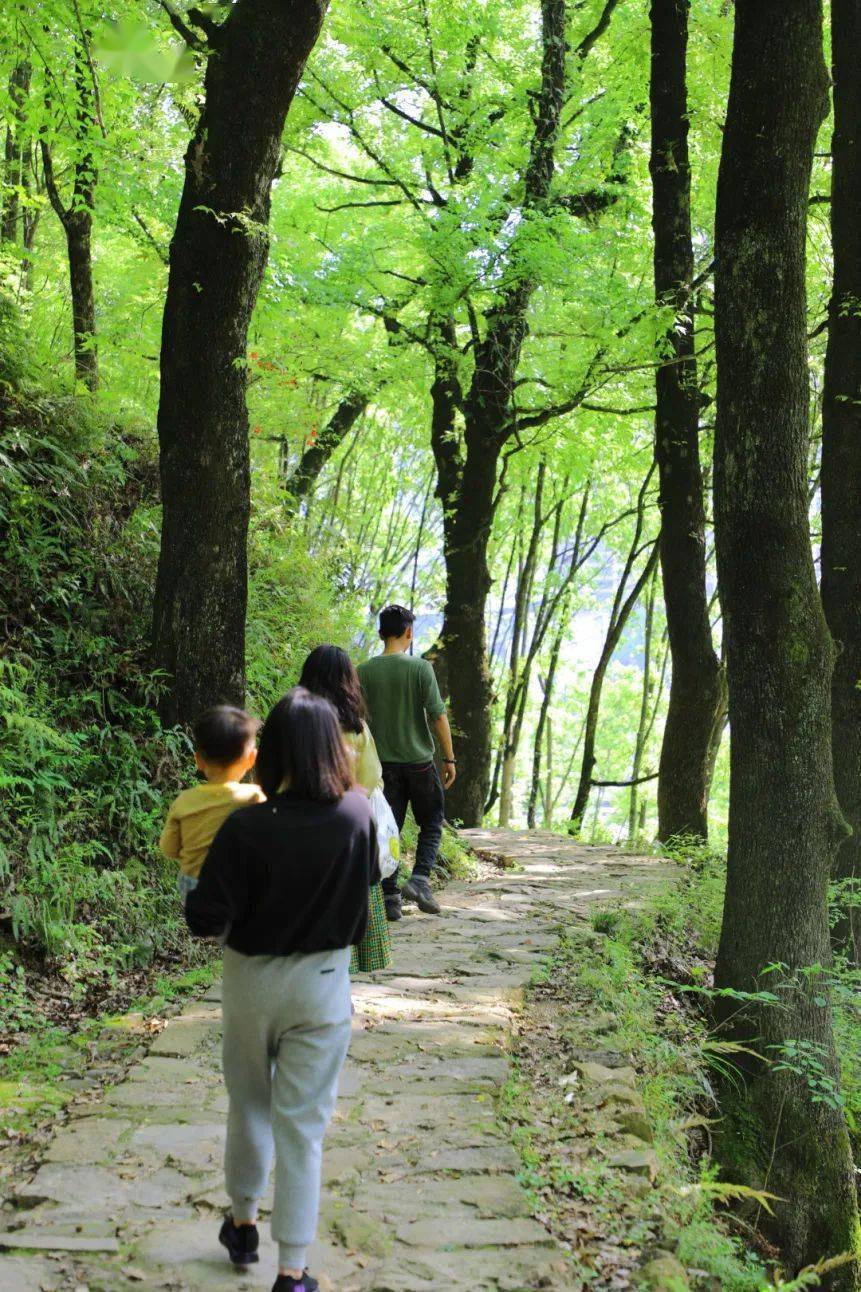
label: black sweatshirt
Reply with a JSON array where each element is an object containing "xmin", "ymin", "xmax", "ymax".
[{"xmin": 185, "ymin": 789, "xmax": 379, "ymax": 955}]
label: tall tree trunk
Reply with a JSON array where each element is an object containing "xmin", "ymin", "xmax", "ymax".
[
  {"xmin": 543, "ymin": 715, "xmax": 553, "ymax": 828},
  {"xmin": 821, "ymin": 0, "xmax": 861, "ymax": 965},
  {"xmin": 2, "ymin": 61, "xmax": 30, "ymax": 244},
  {"xmin": 439, "ymin": 442, "xmax": 499, "ymax": 824},
  {"xmin": 528, "ymin": 617, "xmax": 565, "ymax": 828},
  {"xmin": 427, "ymin": 313, "xmax": 465, "ymax": 709},
  {"xmin": 66, "ymin": 214, "xmax": 97, "ymax": 392},
  {"xmin": 409, "ymin": 472, "xmax": 434, "ymax": 612},
  {"xmin": 569, "ymin": 541, "xmax": 659, "ymax": 834},
  {"xmin": 569, "ymin": 471, "xmax": 658, "ymax": 833},
  {"xmin": 629, "ymin": 564, "xmax": 658, "ymax": 845},
  {"xmin": 499, "ymin": 468, "xmax": 546, "ymax": 825},
  {"xmin": 152, "ymin": 0, "xmax": 328, "ymax": 725},
  {"xmin": 712, "ymin": 2, "xmax": 860, "ymax": 1277},
  {"xmin": 40, "ymin": 47, "xmax": 98, "ymax": 392},
  {"xmin": 649, "ymin": 0, "xmax": 721, "ymax": 843}
]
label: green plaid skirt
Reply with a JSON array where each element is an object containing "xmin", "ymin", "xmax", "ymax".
[{"xmin": 350, "ymin": 882, "xmax": 392, "ymax": 974}]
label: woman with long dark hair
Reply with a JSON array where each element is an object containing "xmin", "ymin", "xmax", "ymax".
[
  {"xmin": 299, "ymin": 644, "xmax": 392, "ymax": 973},
  {"xmin": 186, "ymin": 688, "xmax": 378, "ymax": 1292}
]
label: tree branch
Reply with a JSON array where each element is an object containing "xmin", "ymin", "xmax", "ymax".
[
  {"xmin": 286, "ymin": 145, "xmax": 400, "ymax": 188},
  {"xmin": 285, "ymin": 391, "xmax": 371, "ymax": 508},
  {"xmin": 131, "ymin": 208, "xmax": 169, "ymax": 264},
  {"xmin": 581, "ymin": 401, "xmax": 656, "ymax": 415},
  {"xmin": 157, "ymin": 0, "xmax": 206, "ymax": 50},
  {"xmin": 573, "ymin": 0, "xmax": 622, "ymax": 61},
  {"xmin": 379, "ymin": 95, "xmax": 446, "ymax": 139},
  {"xmin": 187, "ymin": 5, "xmax": 222, "ymax": 43},
  {"xmin": 511, "ymin": 346, "xmax": 607, "ymax": 432},
  {"xmin": 592, "ymin": 771, "xmax": 658, "ymax": 788},
  {"xmin": 39, "ymin": 138, "xmax": 68, "ymax": 223},
  {"xmin": 302, "ymin": 78, "xmax": 429, "ymax": 215},
  {"xmin": 379, "ymin": 44, "xmax": 453, "ymax": 109},
  {"xmin": 316, "ymin": 198, "xmax": 410, "ymax": 212}
]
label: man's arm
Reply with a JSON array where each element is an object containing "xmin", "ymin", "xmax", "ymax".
[
  {"xmin": 434, "ymin": 711, "xmax": 457, "ymax": 789},
  {"xmin": 421, "ymin": 659, "xmax": 456, "ymax": 789}
]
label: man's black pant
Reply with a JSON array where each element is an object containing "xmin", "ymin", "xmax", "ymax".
[{"xmin": 380, "ymin": 761, "xmax": 445, "ymax": 894}]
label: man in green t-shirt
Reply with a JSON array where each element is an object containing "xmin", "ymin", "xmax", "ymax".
[{"xmin": 358, "ymin": 605, "xmax": 456, "ymax": 921}]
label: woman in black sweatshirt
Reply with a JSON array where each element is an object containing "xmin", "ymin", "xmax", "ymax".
[{"xmin": 186, "ymin": 688, "xmax": 378, "ymax": 1292}]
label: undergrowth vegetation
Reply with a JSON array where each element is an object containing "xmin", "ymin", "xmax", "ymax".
[
  {"xmin": 503, "ymin": 843, "xmax": 861, "ymax": 1289},
  {"xmin": 0, "ymin": 365, "xmax": 360, "ymax": 1055},
  {"xmin": 637, "ymin": 842, "xmax": 861, "ymax": 1144}
]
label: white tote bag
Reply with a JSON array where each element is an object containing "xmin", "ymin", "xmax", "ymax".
[{"xmin": 369, "ymin": 786, "xmax": 400, "ymax": 879}]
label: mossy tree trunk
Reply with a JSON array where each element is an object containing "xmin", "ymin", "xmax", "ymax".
[
  {"xmin": 151, "ymin": 0, "xmax": 328, "ymax": 725},
  {"xmin": 712, "ymin": 1, "xmax": 861, "ymax": 1278},
  {"xmin": 649, "ymin": 0, "xmax": 722, "ymax": 844},
  {"xmin": 821, "ymin": 0, "xmax": 861, "ymax": 966}
]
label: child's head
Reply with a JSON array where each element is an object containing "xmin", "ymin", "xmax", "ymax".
[{"xmin": 193, "ymin": 706, "xmax": 259, "ymax": 781}]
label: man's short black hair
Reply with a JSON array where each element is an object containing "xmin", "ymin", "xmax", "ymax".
[
  {"xmin": 193, "ymin": 706, "xmax": 259, "ymax": 766},
  {"xmin": 379, "ymin": 604, "xmax": 415, "ymax": 641}
]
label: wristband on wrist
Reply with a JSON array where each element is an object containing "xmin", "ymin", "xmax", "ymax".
[{"xmin": 443, "ymin": 757, "xmax": 456, "ymax": 765}]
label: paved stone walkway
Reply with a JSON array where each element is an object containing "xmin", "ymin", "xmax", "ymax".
[{"xmin": 0, "ymin": 830, "xmax": 676, "ymax": 1292}]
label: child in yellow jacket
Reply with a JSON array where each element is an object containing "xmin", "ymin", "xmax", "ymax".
[{"xmin": 160, "ymin": 706, "xmax": 264, "ymax": 905}]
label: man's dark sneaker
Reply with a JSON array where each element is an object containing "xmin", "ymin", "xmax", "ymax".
[
  {"xmin": 273, "ymin": 1274, "xmax": 319, "ymax": 1292},
  {"xmin": 384, "ymin": 891, "xmax": 403, "ymax": 921},
  {"xmin": 218, "ymin": 1215, "xmax": 259, "ymax": 1266},
  {"xmin": 402, "ymin": 875, "xmax": 441, "ymax": 915}
]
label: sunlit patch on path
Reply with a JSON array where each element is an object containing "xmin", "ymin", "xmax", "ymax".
[{"xmin": 0, "ymin": 831, "xmax": 676, "ymax": 1291}]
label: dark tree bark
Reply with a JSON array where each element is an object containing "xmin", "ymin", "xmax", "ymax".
[
  {"xmin": 283, "ymin": 391, "xmax": 369, "ymax": 512},
  {"xmin": 436, "ymin": 414, "xmax": 501, "ymax": 824},
  {"xmin": 151, "ymin": 0, "xmax": 329, "ymax": 726},
  {"xmin": 821, "ymin": 0, "xmax": 861, "ymax": 965},
  {"xmin": 2, "ymin": 62, "xmax": 31, "ymax": 244},
  {"xmin": 649, "ymin": 0, "xmax": 721, "ymax": 843},
  {"xmin": 712, "ymin": 2, "xmax": 860, "ymax": 1277},
  {"xmin": 40, "ymin": 49, "xmax": 97, "ymax": 392}
]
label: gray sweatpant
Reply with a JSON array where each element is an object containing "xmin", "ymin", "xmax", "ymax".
[{"xmin": 221, "ymin": 945, "xmax": 352, "ymax": 1271}]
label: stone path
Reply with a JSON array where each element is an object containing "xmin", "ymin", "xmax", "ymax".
[{"xmin": 0, "ymin": 830, "xmax": 677, "ymax": 1292}]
